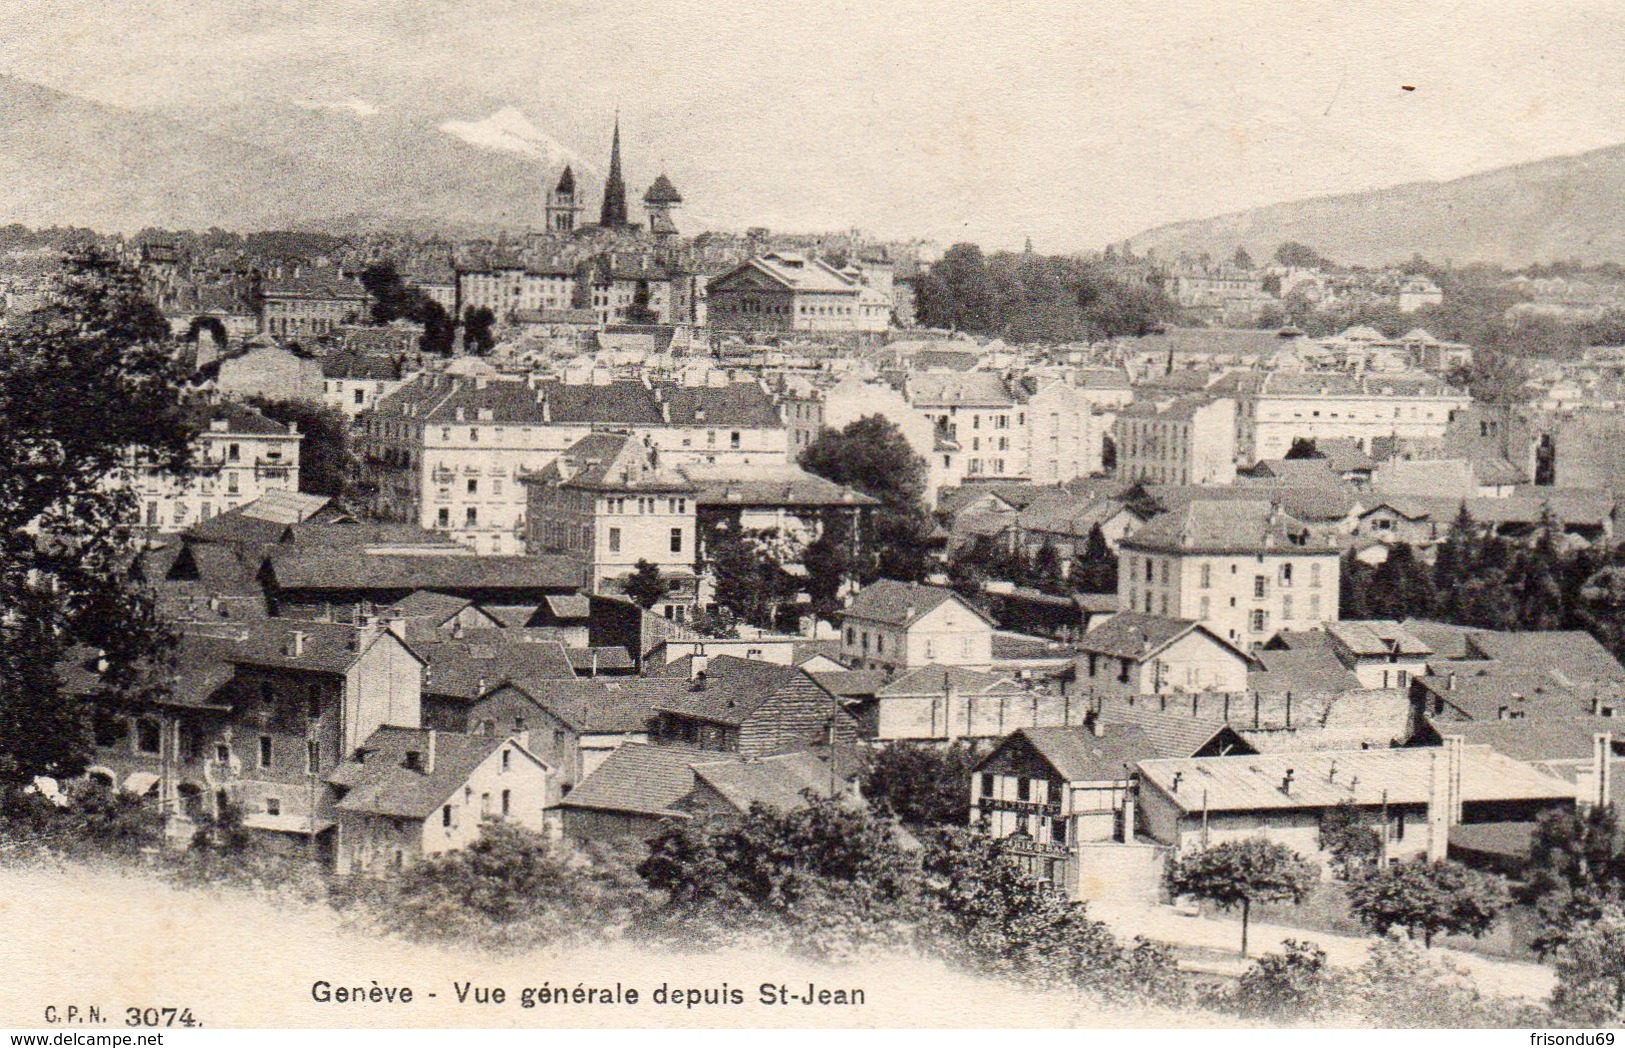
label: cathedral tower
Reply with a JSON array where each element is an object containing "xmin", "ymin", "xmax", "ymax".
[
  {"xmin": 598, "ymin": 116, "xmax": 629, "ymax": 229},
  {"xmin": 546, "ymin": 166, "xmax": 581, "ymax": 234}
]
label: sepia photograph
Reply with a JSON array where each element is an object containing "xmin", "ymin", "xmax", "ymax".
[{"xmin": 0, "ymin": 0, "xmax": 1623, "ymax": 1034}]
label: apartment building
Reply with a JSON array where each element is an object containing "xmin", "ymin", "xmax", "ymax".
[
  {"xmin": 906, "ymin": 371, "xmax": 1026, "ymax": 485},
  {"xmin": 361, "ymin": 374, "xmax": 789, "ymax": 554},
  {"xmin": 455, "ymin": 263, "xmax": 577, "ymax": 320},
  {"xmin": 1117, "ymin": 499, "xmax": 1341, "ymax": 648},
  {"xmin": 1023, "ymin": 374, "xmax": 1111, "ymax": 483},
  {"xmin": 127, "ymin": 403, "xmax": 302, "ymax": 534},
  {"xmin": 522, "ymin": 432, "xmax": 699, "ymax": 618},
  {"xmin": 261, "ymin": 275, "xmax": 370, "ymax": 339},
  {"xmin": 707, "ymin": 252, "xmax": 887, "ymax": 333},
  {"xmin": 1214, "ymin": 372, "xmax": 1470, "ymax": 465},
  {"xmin": 1114, "ymin": 396, "xmax": 1237, "ymax": 486}
]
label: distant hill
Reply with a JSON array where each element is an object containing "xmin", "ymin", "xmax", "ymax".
[
  {"xmin": 1126, "ymin": 143, "xmax": 1625, "ymax": 267},
  {"xmin": 0, "ymin": 75, "xmax": 572, "ymax": 233}
]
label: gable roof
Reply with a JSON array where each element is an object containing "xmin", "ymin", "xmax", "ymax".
[
  {"xmin": 265, "ymin": 553, "xmax": 586, "ymax": 593},
  {"xmin": 1095, "ymin": 702, "xmax": 1256, "ymax": 761},
  {"xmin": 644, "ymin": 655, "xmax": 837, "ymax": 726},
  {"xmin": 417, "ymin": 637, "xmax": 578, "ymax": 699},
  {"xmin": 1325, "ymin": 620, "xmax": 1433, "ymax": 658},
  {"xmin": 227, "ymin": 620, "xmax": 418, "ymax": 675},
  {"xmin": 1077, "ymin": 612, "xmax": 1246, "ymax": 663},
  {"xmin": 876, "ymin": 665, "xmax": 1026, "ymax": 697},
  {"xmin": 1139, "ymin": 745, "xmax": 1574, "ymax": 814},
  {"xmin": 555, "ymin": 742, "xmax": 721, "ymax": 816},
  {"xmin": 688, "ymin": 750, "xmax": 855, "ymax": 813},
  {"xmin": 840, "ymin": 579, "xmax": 994, "ymax": 629},
  {"xmin": 1423, "ymin": 716, "xmax": 1625, "ymax": 763},
  {"xmin": 992, "ymin": 724, "xmax": 1162, "ymax": 783},
  {"xmin": 1121, "ymin": 499, "xmax": 1333, "ymax": 556},
  {"xmin": 330, "ymin": 727, "xmax": 530, "ymax": 819}
]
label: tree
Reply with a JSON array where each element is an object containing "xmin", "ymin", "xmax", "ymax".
[
  {"xmin": 623, "ymin": 559, "xmax": 669, "ymax": 611},
  {"xmin": 638, "ymin": 798, "xmax": 925, "ymax": 960},
  {"xmin": 705, "ymin": 524, "xmax": 801, "ymax": 630},
  {"xmin": 1319, "ymin": 800, "xmax": 1384, "ymax": 878},
  {"xmin": 1527, "ymin": 804, "xmax": 1623, "ymax": 901},
  {"xmin": 1284, "ymin": 437, "xmax": 1320, "ymax": 459},
  {"xmin": 463, "ymin": 306, "xmax": 496, "ymax": 355},
  {"xmin": 1273, "ymin": 241, "xmax": 1331, "ymax": 270},
  {"xmin": 244, "ymin": 397, "xmax": 359, "ymax": 501},
  {"xmin": 1231, "ymin": 246, "xmax": 1255, "ymax": 270},
  {"xmin": 1165, "ymin": 838, "xmax": 1318, "ymax": 955},
  {"xmin": 0, "ymin": 251, "xmax": 196, "ymax": 787},
  {"xmin": 1549, "ymin": 904, "xmax": 1625, "ymax": 1025},
  {"xmin": 800, "ymin": 416, "xmax": 934, "ymax": 584},
  {"xmin": 1070, "ymin": 523, "xmax": 1117, "ymax": 594},
  {"xmin": 1347, "ymin": 859, "xmax": 1508, "ymax": 947},
  {"xmin": 689, "ymin": 606, "xmax": 740, "ymax": 639},
  {"xmin": 860, "ymin": 741, "xmax": 986, "ymax": 826},
  {"xmin": 387, "ymin": 822, "xmax": 644, "ymax": 949}
]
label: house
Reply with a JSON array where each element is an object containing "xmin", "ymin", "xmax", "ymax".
[
  {"xmin": 1136, "ymin": 739, "xmax": 1576, "ymax": 865},
  {"xmin": 261, "ymin": 551, "xmax": 584, "ymax": 618},
  {"xmin": 970, "ymin": 720, "xmax": 1254, "ymax": 896},
  {"xmin": 124, "ymin": 403, "xmax": 302, "ymax": 534},
  {"xmin": 1117, "ymin": 499, "xmax": 1341, "ymax": 647},
  {"xmin": 1323, "ymin": 620, "xmax": 1433, "ymax": 691},
  {"xmin": 861, "ymin": 665, "xmax": 1033, "ymax": 741},
  {"xmin": 1114, "ymin": 396, "xmax": 1237, "ymax": 486},
  {"xmin": 261, "ymin": 274, "xmax": 370, "ymax": 339},
  {"xmin": 1072, "ymin": 613, "xmax": 1252, "ymax": 699},
  {"xmin": 556, "ymin": 742, "xmax": 861, "ymax": 841},
  {"xmin": 521, "ymin": 432, "xmax": 700, "ymax": 619},
  {"xmin": 327, "ymin": 727, "xmax": 552, "ymax": 875},
  {"xmin": 837, "ymin": 579, "xmax": 997, "ymax": 672},
  {"xmin": 642, "ymin": 655, "xmax": 860, "ymax": 757}
]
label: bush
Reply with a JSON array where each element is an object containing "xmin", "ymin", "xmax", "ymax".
[
  {"xmin": 860, "ymin": 741, "xmax": 985, "ymax": 826},
  {"xmin": 1345, "ymin": 933, "xmax": 1546, "ymax": 1027},
  {"xmin": 0, "ymin": 781, "xmax": 163, "ymax": 863},
  {"xmin": 373, "ymin": 822, "xmax": 646, "ymax": 952},
  {"xmin": 1216, "ymin": 939, "xmax": 1340, "ymax": 1020}
]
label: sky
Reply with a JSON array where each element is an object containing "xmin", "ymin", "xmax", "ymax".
[{"xmin": 2, "ymin": 0, "xmax": 1622, "ymax": 250}]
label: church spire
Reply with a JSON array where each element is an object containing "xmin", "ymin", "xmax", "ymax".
[{"xmin": 599, "ymin": 114, "xmax": 629, "ymax": 228}]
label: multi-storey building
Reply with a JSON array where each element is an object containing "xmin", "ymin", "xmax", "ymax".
[
  {"xmin": 521, "ymin": 432, "xmax": 700, "ymax": 619},
  {"xmin": 320, "ymin": 352, "xmax": 419, "ymax": 419},
  {"xmin": 1213, "ymin": 372, "xmax": 1470, "ymax": 465},
  {"xmin": 1023, "ymin": 374, "xmax": 1110, "ymax": 483},
  {"xmin": 455, "ymin": 263, "xmax": 577, "ymax": 321},
  {"xmin": 1114, "ymin": 396, "xmax": 1237, "ymax": 486},
  {"xmin": 837, "ymin": 580, "xmax": 996, "ymax": 673},
  {"xmin": 260, "ymin": 275, "xmax": 370, "ymax": 339},
  {"xmin": 707, "ymin": 252, "xmax": 887, "ymax": 333},
  {"xmin": 127, "ymin": 403, "xmax": 302, "ymax": 533},
  {"xmin": 905, "ymin": 371, "xmax": 1026, "ymax": 485},
  {"xmin": 360, "ymin": 374, "xmax": 789, "ymax": 555},
  {"xmin": 1116, "ymin": 499, "xmax": 1341, "ymax": 648}
]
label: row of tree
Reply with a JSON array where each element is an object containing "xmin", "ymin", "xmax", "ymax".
[{"xmin": 914, "ymin": 244, "xmax": 1181, "ymax": 342}]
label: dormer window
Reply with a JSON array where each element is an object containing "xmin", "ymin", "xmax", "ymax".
[{"xmin": 404, "ymin": 750, "xmax": 423, "ymax": 771}]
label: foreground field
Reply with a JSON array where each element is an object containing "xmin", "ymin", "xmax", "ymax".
[{"xmin": 0, "ymin": 864, "xmax": 1225, "ymax": 1029}]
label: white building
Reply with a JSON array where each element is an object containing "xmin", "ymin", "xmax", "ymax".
[
  {"xmin": 126, "ymin": 403, "xmax": 302, "ymax": 533},
  {"xmin": 1213, "ymin": 371, "xmax": 1470, "ymax": 465},
  {"xmin": 1114, "ymin": 396, "xmax": 1237, "ymax": 486},
  {"xmin": 838, "ymin": 580, "xmax": 996, "ymax": 673}
]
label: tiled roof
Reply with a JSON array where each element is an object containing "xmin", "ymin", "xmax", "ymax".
[
  {"xmin": 686, "ymin": 465, "xmax": 877, "ymax": 508},
  {"xmin": 643, "ymin": 173, "xmax": 683, "ymax": 205},
  {"xmin": 808, "ymin": 670, "xmax": 891, "ymax": 698},
  {"xmin": 840, "ymin": 579, "xmax": 991, "ymax": 629},
  {"xmin": 1139, "ymin": 745, "xmax": 1574, "ymax": 814},
  {"xmin": 1464, "ymin": 631, "xmax": 1625, "ymax": 682},
  {"xmin": 1424, "ymin": 716, "xmax": 1625, "ymax": 763},
  {"xmin": 541, "ymin": 432, "xmax": 697, "ymax": 493},
  {"xmin": 876, "ymin": 665, "xmax": 1026, "ymax": 697},
  {"xmin": 1326, "ymin": 620, "xmax": 1433, "ymax": 657},
  {"xmin": 1399, "ymin": 619, "xmax": 1478, "ymax": 660},
  {"xmin": 688, "ymin": 750, "xmax": 856, "ymax": 813},
  {"xmin": 375, "ymin": 375, "xmax": 784, "ymax": 430},
  {"xmin": 389, "ymin": 590, "xmax": 476, "ymax": 622},
  {"xmin": 905, "ymin": 371, "xmax": 1017, "ymax": 408},
  {"xmin": 330, "ymin": 727, "xmax": 514, "ymax": 819},
  {"xmin": 266, "ymin": 553, "xmax": 586, "ymax": 593},
  {"xmin": 228, "ymin": 620, "xmax": 412, "ymax": 675},
  {"xmin": 1096, "ymin": 703, "xmax": 1251, "ymax": 759},
  {"xmin": 643, "ymin": 655, "xmax": 814, "ymax": 725},
  {"xmin": 191, "ymin": 402, "xmax": 295, "ymax": 437},
  {"xmin": 1121, "ymin": 499, "xmax": 1334, "ymax": 555},
  {"xmin": 320, "ymin": 351, "xmax": 406, "ymax": 381},
  {"xmin": 262, "ymin": 274, "xmax": 369, "ymax": 301},
  {"xmin": 418, "ymin": 637, "xmax": 577, "ymax": 698},
  {"xmin": 1250, "ymin": 643, "xmax": 1361, "ymax": 697},
  {"xmin": 555, "ymin": 742, "xmax": 719, "ymax": 816},
  {"xmin": 1001, "ymin": 724, "xmax": 1161, "ymax": 782},
  {"xmin": 1076, "ymin": 613, "xmax": 1204, "ymax": 661},
  {"xmin": 1142, "ymin": 483, "xmax": 1362, "ymax": 524}
]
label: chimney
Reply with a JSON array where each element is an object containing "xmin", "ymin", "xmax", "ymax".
[
  {"xmin": 690, "ymin": 654, "xmax": 709, "ymax": 681},
  {"xmin": 1171, "ymin": 771, "xmax": 1183, "ymax": 793},
  {"xmin": 1594, "ymin": 733, "xmax": 1614, "ymax": 808},
  {"xmin": 1280, "ymin": 768, "xmax": 1295, "ymax": 794},
  {"xmin": 287, "ymin": 630, "xmax": 307, "ymax": 658},
  {"xmin": 1447, "ymin": 671, "xmax": 1456, "ymax": 691},
  {"xmin": 424, "ymin": 729, "xmax": 437, "ymax": 775},
  {"xmin": 1085, "ymin": 709, "xmax": 1102, "ymax": 737}
]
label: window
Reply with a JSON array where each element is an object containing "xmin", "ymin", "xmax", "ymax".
[
  {"xmin": 265, "ymin": 797, "xmax": 281, "ymax": 816},
  {"xmin": 845, "ymin": 627, "xmax": 854, "ymax": 645},
  {"xmin": 1199, "ymin": 595, "xmax": 1210, "ymax": 619},
  {"xmin": 1254, "ymin": 575, "xmax": 1267, "ymax": 598},
  {"xmin": 730, "ymin": 431, "xmax": 741, "ymax": 449},
  {"xmin": 1280, "ymin": 563, "xmax": 1293, "ymax": 586},
  {"xmin": 307, "ymin": 683, "xmax": 322, "ymax": 720},
  {"xmin": 608, "ymin": 527, "xmax": 621, "ymax": 552},
  {"xmin": 467, "ymin": 478, "xmax": 478, "ymax": 494},
  {"xmin": 215, "ymin": 743, "xmax": 231, "ymax": 763},
  {"xmin": 1145, "ymin": 558, "xmax": 1154, "ymax": 583},
  {"xmin": 258, "ymin": 735, "xmax": 273, "ymax": 768},
  {"xmin": 228, "ymin": 443, "xmax": 240, "ymax": 462},
  {"xmin": 1017, "ymin": 777, "xmax": 1031, "ymax": 801},
  {"xmin": 354, "ymin": 388, "xmax": 366, "ymax": 406},
  {"xmin": 1282, "ymin": 595, "xmax": 1293, "ymax": 620},
  {"xmin": 136, "ymin": 718, "xmax": 162, "ymax": 755},
  {"xmin": 1310, "ymin": 562, "xmax": 1322, "ymax": 588},
  {"xmin": 501, "ymin": 789, "xmax": 511, "ymax": 816},
  {"xmin": 481, "ymin": 792, "xmax": 493, "ymax": 818},
  {"xmin": 1251, "ymin": 609, "xmax": 1268, "ymax": 633},
  {"xmin": 465, "ymin": 507, "xmax": 478, "ymax": 526},
  {"xmin": 227, "ymin": 474, "xmax": 239, "ymax": 494},
  {"xmin": 1051, "ymin": 817, "xmax": 1067, "ymax": 844},
  {"xmin": 1309, "ymin": 594, "xmax": 1321, "ymax": 618},
  {"xmin": 442, "ymin": 804, "xmax": 453, "ymax": 828},
  {"xmin": 437, "ymin": 507, "xmax": 449, "ymax": 527},
  {"xmin": 980, "ymin": 773, "xmax": 994, "ymax": 797},
  {"xmin": 1200, "ymin": 563, "xmax": 1212, "ymax": 589},
  {"xmin": 306, "ymin": 739, "xmax": 320, "ymax": 773},
  {"xmin": 670, "ymin": 527, "xmax": 683, "ymax": 554},
  {"xmin": 501, "ymin": 749, "xmax": 511, "ymax": 772}
]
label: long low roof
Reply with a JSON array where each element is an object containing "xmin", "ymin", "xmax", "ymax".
[
  {"xmin": 267, "ymin": 553, "xmax": 585, "ymax": 592},
  {"xmin": 1139, "ymin": 745, "xmax": 1574, "ymax": 814}
]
